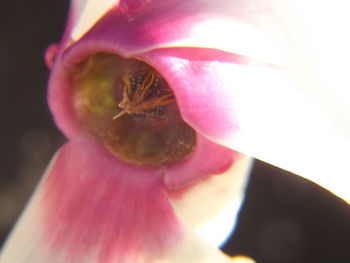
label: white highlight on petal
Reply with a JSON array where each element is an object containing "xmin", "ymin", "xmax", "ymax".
[
  {"xmin": 71, "ymin": 0, "xmax": 118, "ymax": 41},
  {"xmin": 167, "ymin": 18, "xmax": 287, "ymax": 66},
  {"xmin": 194, "ymin": 199, "xmax": 243, "ymax": 248},
  {"xmin": 170, "ymin": 155, "xmax": 253, "ymax": 248},
  {"xmin": 206, "ymin": 61, "xmax": 350, "ymax": 203}
]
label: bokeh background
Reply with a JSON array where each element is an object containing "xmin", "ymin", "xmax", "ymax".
[{"xmin": 0, "ymin": 1, "xmax": 349, "ymax": 262}]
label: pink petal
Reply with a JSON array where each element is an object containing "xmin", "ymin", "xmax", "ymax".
[
  {"xmin": 61, "ymin": 0, "xmax": 201, "ymax": 59},
  {"xmin": 142, "ymin": 47, "xmax": 350, "ymax": 203},
  {"xmin": 48, "ymin": 48, "xmax": 241, "ymax": 190},
  {"xmin": 48, "ymin": 0, "xmax": 285, "ymax": 139},
  {"xmin": 65, "ymin": 0, "xmax": 285, "ymax": 64},
  {"xmin": 164, "ymin": 134, "xmax": 239, "ymax": 189},
  {"xmin": 54, "ymin": 0, "xmax": 350, "ymax": 202},
  {"xmin": 140, "ymin": 47, "xmax": 243, "ymax": 142},
  {"xmin": 45, "ymin": 44, "xmax": 60, "ymax": 69},
  {"xmin": 0, "ymin": 141, "xmax": 247, "ymax": 263},
  {"xmin": 40, "ymin": 140, "xmax": 181, "ymax": 263},
  {"xmin": 119, "ymin": 0, "xmax": 150, "ymax": 12},
  {"xmin": 47, "ymin": 55, "xmax": 80, "ymax": 138}
]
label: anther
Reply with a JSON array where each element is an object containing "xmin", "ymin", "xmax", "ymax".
[{"xmin": 113, "ymin": 69, "xmax": 176, "ymax": 120}]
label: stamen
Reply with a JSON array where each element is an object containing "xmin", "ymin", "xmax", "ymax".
[
  {"xmin": 112, "ymin": 109, "xmax": 127, "ymax": 120},
  {"xmin": 113, "ymin": 69, "xmax": 176, "ymax": 119},
  {"xmin": 134, "ymin": 70, "xmax": 155, "ymax": 101}
]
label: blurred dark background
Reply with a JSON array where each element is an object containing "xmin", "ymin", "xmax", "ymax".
[
  {"xmin": 0, "ymin": 0, "xmax": 68, "ymax": 248},
  {"xmin": 0, "ymin": 1, "xmax": 349, "ymax": 262}
]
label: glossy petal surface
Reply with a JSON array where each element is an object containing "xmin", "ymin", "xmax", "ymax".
[
  {"xmin": 63, "ymin": 0, "xmax": 350, "ymax": 202},
  {"xmin": 67, "ymin": 0, "xmax": 286, "ymax": 64},
  {"xmin": 142, "ymin": 47, "xmax": 350, "ymax": 202}
]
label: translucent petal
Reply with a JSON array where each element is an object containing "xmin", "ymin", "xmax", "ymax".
[
  {"xmin": 169, "ymin": 155, "xmax": 253, "ymax": 247},
  {"xmin": 0, "ymin": 140, "xmax": 248, "ymax": 263},
  {"xmin": 143, "ymin": 47, "xmax": 350, "ymax": 203}
]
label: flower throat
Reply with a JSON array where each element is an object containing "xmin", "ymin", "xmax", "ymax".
[{"xmin": 73, "ymin": 53, "xmax": 196, "ymax": 166}]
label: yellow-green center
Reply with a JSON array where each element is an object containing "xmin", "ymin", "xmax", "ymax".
[{"xmin": 72, "ymin": 53, "xmax": 196, "ymax": 166}]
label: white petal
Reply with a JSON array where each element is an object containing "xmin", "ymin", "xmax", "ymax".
[
  {"xmin": 71, "ymin": 0, "xmax": 119, "ymax": 41},
  {"xmin": 205, "ymin": 62, "xmax": 350, "ymax": 203},
  {"xmin": 170, "ymin": 155, "xmax": 253, "ymax": 247}
]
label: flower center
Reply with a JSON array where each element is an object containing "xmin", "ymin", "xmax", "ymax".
[{"xmin": 72, "ymin": 53, "xmax": 196, "ymax": 166}]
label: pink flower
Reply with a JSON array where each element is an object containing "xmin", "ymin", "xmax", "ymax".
[
  {"xmin": 1, "ymin": 1, "xmax": 256, "ymax": 262},
  {"xmin": 2, "ymin": 0, "xmax": 350, "ymax": 262}
]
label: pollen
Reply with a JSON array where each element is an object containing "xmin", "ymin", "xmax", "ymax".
[{"xmin": 72, "ymin": 53, "xmax": 196, "ymax": 166}]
